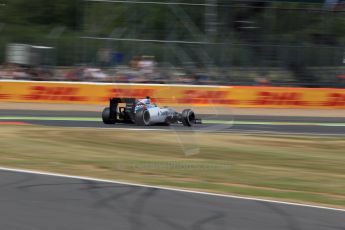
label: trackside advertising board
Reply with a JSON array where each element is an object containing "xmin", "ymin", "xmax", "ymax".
[{"xmin": 0, "ymin": 81, "xmax": 344, "ymax": 108}]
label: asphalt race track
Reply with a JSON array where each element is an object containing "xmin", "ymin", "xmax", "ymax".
[
  {"xmin": 0, "ymin": 110, "xmax": 344, "ymax": 135},
  {"xmin": 1, "ymin": 169, "xmax": 344, "ymax": 230}
]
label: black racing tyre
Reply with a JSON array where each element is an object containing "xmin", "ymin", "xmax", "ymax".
[
  {"xmin": 181, "ymin": 109, "xmax": 195, "ymax": 127},
  {"xmin": 102, "ymin": 107, "xmax": 116, "ymax": 124},
  {"xmin": 135, "ymin": 109, "xmax": 150, "ymax": 126}
]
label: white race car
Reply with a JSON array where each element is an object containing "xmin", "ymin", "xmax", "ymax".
[{"xmin": 102, "ymin": 97, "xmax": 201, "ymax": 126}]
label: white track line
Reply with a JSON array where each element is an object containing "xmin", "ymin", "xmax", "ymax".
[{"xmin": 0, "ymin": 166, "xmax": 344, "ymax": 213}]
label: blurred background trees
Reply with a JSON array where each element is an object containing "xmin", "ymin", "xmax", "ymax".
[
  {"xmin": 0, "ymin": 0, "xmax": 80, "ymax": 29},
  {"xmin": 0, "ymin": 0, "xmax": 344, "ymax": 67}
]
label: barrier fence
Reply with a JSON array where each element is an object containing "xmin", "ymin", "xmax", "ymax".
[{"xmin": 0, "ymin": 81, "xmax": 344, "ymax": 108}]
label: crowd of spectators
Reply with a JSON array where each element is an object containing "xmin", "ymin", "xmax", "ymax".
[
  {"xmin": 0, "ymin": 63, "xmax": 53, "ymax": 81},
  {"xmin": 1, "ymin": 56, "xmax": 344, "ymax": 87},
  {"xmin": 0, "ymin": 55, "xmax": 221, "ymax": 85},
  {"xmin": 59, "ymin": 65, "xmax": 218, "ymax": 85}
]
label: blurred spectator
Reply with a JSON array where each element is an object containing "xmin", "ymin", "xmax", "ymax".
[
  {"xmin": 62, "ymin": 67, "xmax": 108, "ymax": 82},
  {"xmin": 12, "ymin": 66, "xmax": 30, "ymax": 80},
  {"xmin": 0, "ymin": 64, "xmax": 13, "ymax": 79},
  {"xmin": 111, "ymin": 52, "xmax": 124, "ymax": 66},
  {"xmin": 138, "ymin": 56, "xmax": 156, "ymax": 75},
  {"xmin": 255, "ymin": 77, "xmax": 270, "ymax": 86},
  {"xmin": 84, "ymin": 68, "xmax": 108, "ymax": 81},
  {"xmin": 193, "ymin": 72, "xmax": 212, "ymax": 85},
  {"xmin": 336, "ymin": 73, "xmax": 345, "ymax": 83},
  {"xmin": 64, "ymin": 67, "xmax": 85, "ymax": 81},
  {"xmin": 129, "ymin": 56, "xmax": 141, "ymax": 70},
  {"xmin": 97, "ymin": 48, "xmax": 111, "ymax": 67}
]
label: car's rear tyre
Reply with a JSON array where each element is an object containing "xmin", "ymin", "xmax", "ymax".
[
  {"xmin": 135, "ymin": 109, "xmax": 150, "ymax": 126},
  {"xmin": 181, "ymin": 109, "xmax": 195, "ymax": 127},
  {"xmin": 102, "ymin": 107, "xmax": 116, "ymax": 124}
]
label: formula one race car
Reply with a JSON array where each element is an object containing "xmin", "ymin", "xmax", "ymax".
[{"xmin": 102, "ymin": 97, "xmax": 201, "ymax": 126}]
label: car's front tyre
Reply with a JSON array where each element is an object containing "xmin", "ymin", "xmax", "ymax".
[{"xmin": 181, "ymin": 109, "xmax": 195, "ymax": 126}]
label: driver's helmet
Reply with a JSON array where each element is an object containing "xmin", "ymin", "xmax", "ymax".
[
  {"xmin": 135, "ymin": 98, "xmax": 153, "ymax": 112},
  {"xmin": 137, "ymin": 98, "xmax": 151, "ymax": 105}
]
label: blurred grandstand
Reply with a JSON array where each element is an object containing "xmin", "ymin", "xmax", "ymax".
[{"xmin": 0, "ymin": 0, "xmax": 344, "ymax": 87}]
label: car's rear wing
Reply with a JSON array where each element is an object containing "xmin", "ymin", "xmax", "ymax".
[
  {"xmin": 109, "ymin": 98, "xmax": 136, "ymax": 118},
  {"xmin": 109, "ymin": 97, "xmax": 136, "ymax": 104}
]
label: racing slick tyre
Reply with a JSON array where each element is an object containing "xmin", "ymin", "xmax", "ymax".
[
  {"xmin": 135, "ymin": 109, "xmax": 150, "ymax": 126},
  {"xmin": 102, "ymin": 107, "xmax": 116, "ymax": 124},
  {"xmin": 181, "ymin": 109, "xmax": 195, "ymax": 127}
]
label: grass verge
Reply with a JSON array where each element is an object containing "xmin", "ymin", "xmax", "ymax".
[{"xmin": 0, "ymin": 125, "xmax": 344, "ymax": 208}]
